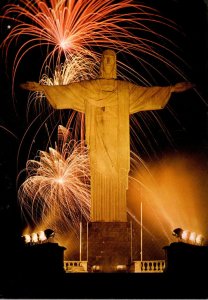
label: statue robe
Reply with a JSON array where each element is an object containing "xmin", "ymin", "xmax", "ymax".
[{"xmin": 42, "ymin": 79, "xmax": 172, "ymax": 222}]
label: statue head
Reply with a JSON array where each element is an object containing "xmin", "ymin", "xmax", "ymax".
[{"xmin": 99, "ymin": 49, "xmax": 117, "ymax": 79}]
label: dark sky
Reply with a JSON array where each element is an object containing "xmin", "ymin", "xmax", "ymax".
[{"xmin": 0, "ymin": 0, "xmax": 207, "ymax": 276}]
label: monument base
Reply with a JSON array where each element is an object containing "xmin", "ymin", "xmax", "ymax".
[{"xmin": 86, "ymin": 221, "xmax": 132, "ymax": 272}]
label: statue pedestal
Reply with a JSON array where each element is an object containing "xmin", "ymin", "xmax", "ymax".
[{"xmin": 85, "ymin": 222, "xmax": 131, "ymax": 272}]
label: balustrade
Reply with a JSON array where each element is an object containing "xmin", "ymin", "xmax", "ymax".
[
  {"xmin": 64, "ymin": 261, "xmax": 88, "ymax": 272},
  {"xmin": 133, "ymin": 260, "xmax": 165, "ymax": 273},
  {"xmin": 64, "ymin": 260, "xmax": 165, "ymax": 273}
]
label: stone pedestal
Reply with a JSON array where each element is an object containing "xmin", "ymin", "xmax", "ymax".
[
  {"xmin": 163, "ymin": 242, "xmax": 208, "ymax": 274},
  {"xmin": 85, "ymin": 222, "xmax": 131, "ymax": 272},
  {"xmin": 18, "ymin": 242, "xmax": 66, "ymax": 276}
]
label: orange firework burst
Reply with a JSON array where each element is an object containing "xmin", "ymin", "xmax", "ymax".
[
  {"xmin": 18, "ymin": 125, "xmax": 90, "ymax": 234},
  {"xmin": 1, "ymin": 0, "xmax": 186, "ymax": 89}
]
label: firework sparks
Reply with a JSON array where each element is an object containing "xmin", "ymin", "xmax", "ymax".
[
  {"xmin": 23, "ymin": 52, "xmax": 98, "ymax": 160},
  {"xmin": 1, "ymin": 0, "xmax": 186, "ymax": 89},
  {"xmin": 18, "ymin": 125, "xmax": 90, "ymax": 235},
  {"xmin": 0, "ymin": 125, "xmax": 18, "ymax": 140},
  {"xmin": 40, "ymin": 52, "xmax": 98, "ymax": 86}
]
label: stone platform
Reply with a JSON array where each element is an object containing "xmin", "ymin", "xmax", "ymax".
[{"xmin": 82, "ymin": 221, "xmax": 132, "ymax": 272}]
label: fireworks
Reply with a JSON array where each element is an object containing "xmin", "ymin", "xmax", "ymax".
[
  {"xmin": 1, "ymin": 0, "xmax": 189, "ymax": 164},
  {"xmin": 1, "ymin": 1, "xmax": 201, "ymax": 259},
  {"xmin": 1, "ymin": 0, "xmax": 186, "ymax": 87},
  {"xmin": 40, "ymin": 52, "xmax": 98, "ymax": 85},
  {"xmin": 18, "ymin": 126, "xmax": 90, "ymax": 235},
  {"xmin": 24, "ymin": 52, "xmax": 99, "ymax": 154}
]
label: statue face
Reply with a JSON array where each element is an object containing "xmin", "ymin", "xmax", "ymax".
[
  {"xmin": 103, "ymin": 53, "xmax": 116, "ymax": 78},
  {"xmin": 99, "ymin": 49, "xmax": 117, "ymax": 79}
]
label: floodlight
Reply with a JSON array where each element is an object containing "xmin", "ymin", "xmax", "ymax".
[
  {"xmin": 31, "ymin": 232, "xmax": 38, "ymax": 243},
  {"xmin": 189, "ymin": 232, "xmax": 197, "ymax": 243},
  {"xmin": 181, "ymin": 230, "xmax": 190, "ymax": 241},
  {"xmin": 116, "ymin": 265, "xmax": 127, "ymax": 272},
  {"xmin": 196, "ymin": 234, "xmax": 204, "ymax": 245},
  {"xmin": 22, "ymin": 234, "xmax": 31, "ymax": 244},
  {"xmin": 172, "ymin": 228, "xmax": 183, "ymax": 238},
  {"xmin": 37, "ymin": 231, "xmax": 47, "ymax": 242},
  {"xmin": 44, "ymin": 229, "xmax": 55, "ymax": 239},
  {"xmin": 92, "ymin": 265, "xmax": 102, "ymax": 272},
  {"xmin": 21, "ymin": 228, "xmax": 55, "ymax": 246},
  {"xmin": 173, "ymin": 227, "xmax": 204, "ymax": 246}
]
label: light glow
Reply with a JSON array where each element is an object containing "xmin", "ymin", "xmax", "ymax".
[
  {"xmin": 54, "ymin": 177, "xmax": 64, "ymax": 184},
  {"xmin": 196, "ymin": 234, "xmax": 204, "ymax": 245},
  {"xmin": 23, "ymin": 234, "xmax": 31, "ymax": 244},
  {"xmin": 189, "ymin": 232, "xmax": 197, "ymax": 243},
  {"xmin": 31, "ymin": 232, "xmax": 38, "ymax": 243},
  {"xmin": 181, "ymin": 230, "xmax": 190, "ymax": 241},
  {"xmin": 38, "ymin": 231, "xmax": 47, "ymax": 242}
]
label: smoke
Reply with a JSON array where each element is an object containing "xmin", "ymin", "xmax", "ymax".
[{"xmin": 127, "ymin": 152, "xmax": 208, "ymax": 259}]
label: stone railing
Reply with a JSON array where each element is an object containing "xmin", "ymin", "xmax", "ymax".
[
  {"xmin": 64, "ymin": 261, "xmax": 88, "ymax": 273},
  {"xmin": 132, "ymin": 260, "xmax": 165, "ymax": 273},
  {"xmin": 64, "ymin": 260, "xmax": 165, "ymax": 273}
]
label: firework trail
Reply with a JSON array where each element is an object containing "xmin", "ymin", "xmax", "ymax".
[
  {"xmin": 1, "ymin": 0, "xmax": 186, "ymax": 90},
  {"xmin": 17, "ymin": 52, "xmax": 98, "ymax": 172},
  {"xmin": 0, "ymin": 125, "xmax": 18, "ymax": 140},
  {"xmin": 18, "ymin": 125, "xmax": 90, "ymax": 237},
  {"xmin": 27, "ymin": 52, "xmax": 98, "ymax": 121}
]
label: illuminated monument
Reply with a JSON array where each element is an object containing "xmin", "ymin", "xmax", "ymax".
[{"xmin": 21, "ymin": 49, "xmax": 193, "ymax": 271}]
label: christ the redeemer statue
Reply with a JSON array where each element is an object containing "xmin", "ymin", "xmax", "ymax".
[{"xmin": 21, "ymin": 49, "xmax": 193, "ymax": 222}]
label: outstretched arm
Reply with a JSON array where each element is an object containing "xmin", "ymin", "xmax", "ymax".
[
  {"xmin": 20, "ymin": 81, "xmax": 44, "ymax": 92},
  {"xmin": 20, "ymin": 81, "xmax": 86, "ymax": 112},
  {"xmin": 129, "ymin": 81, "xmax": 194, "ymax": 114},
  {"xmin": 171, "ymin": 82, "xmax": 195, "ymax": 93}
]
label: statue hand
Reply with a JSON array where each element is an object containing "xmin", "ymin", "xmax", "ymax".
[
  {"xmin": 172, "ymin": 82, "xmax": 195, "ymax": 93},
  {"xmin": 20, "ymin": 81, "xmax": 44, "ymax": 92}
]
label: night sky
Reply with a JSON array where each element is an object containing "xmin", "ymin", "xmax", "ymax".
[{"xmin": 0, "ymin": 0, "xmax": 208, "ymax": 290}]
